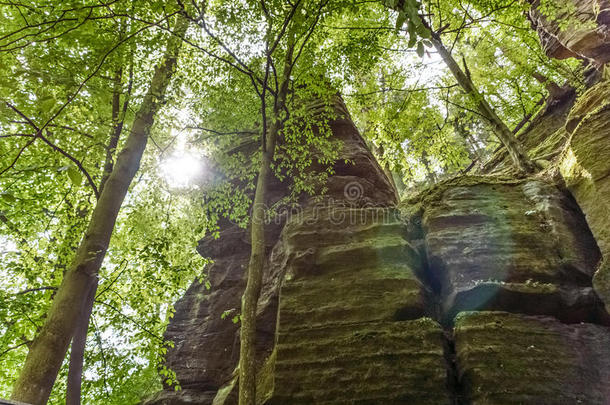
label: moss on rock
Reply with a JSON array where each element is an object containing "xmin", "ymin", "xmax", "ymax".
[
  {"xmin": 455, "ymin": 311, "xmax": 610, "ymax": 404},
  {"xmin": 560, "ymin": 82, "xmax": 610, "ymax": 312}
]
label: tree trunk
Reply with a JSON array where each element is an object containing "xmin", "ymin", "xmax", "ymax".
[
  {"xmin": 237, "ymin": 144, "xmax": 272, "ymax": 405},
  {"xmin": 65, "ymin": 59, "xmax": 133, "ymax": 405},
  {"xmin": 238, "ymin": 32, "xmax": 294, "ymax": 405},
  {"xmin": 428, "ymin": 31, "xmax": 536, "ymax": 174},
  {"xmin": 65, "ymin": 278, "xmax": 97, "ymax": 405},
  {"xmin": 11, "ymin": 17, "xmax": 188, "ymax": 405}
]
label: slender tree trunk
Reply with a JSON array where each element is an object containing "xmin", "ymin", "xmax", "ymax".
[
  {"xmin": 11, "ymin": 17, "xmax": 188, "ymax": 405},
  {"xmin": 237, "ymin": 144, "xmax": 272, "ymax": 405},
  {"xmin": 65, "ymin": 278, "xmax": 97, "ymax": 405},
  {"xmin": 237, "ymin": 103, "xmax": 286, "ymax": 405},
  {"xmin": 238, "ymin": 33, "xmax": 294, "ymax": 405},
  {"xmin": 65, "ymin": 58, "xmax": 134, "ymax": 405},
  {"xmin": 428, "ymin": 30, "xmax": 536, "ymax": 174},
  {"xmin": 99, "ymin": 61, "xmax": 133, "ymax": 196}
]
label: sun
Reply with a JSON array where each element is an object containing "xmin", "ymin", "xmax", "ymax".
[{"xmin": 160, "ymin": 152, "xmax": 202, "ymax": 188}]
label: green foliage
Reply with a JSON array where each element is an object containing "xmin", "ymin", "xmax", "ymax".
[
  {"xmin": 537, "ymin": 0, "xmax": 591, "ymax": 31},
  {"xmin": 0, "ymin": 2, "xmax": 204, "ymax": 403},
  {"xmin": 343, "ymin": 0, "xmax": 582, "ymax": 188}
]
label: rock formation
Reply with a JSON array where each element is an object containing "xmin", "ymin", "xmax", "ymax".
[
  {"xmin": 144, "ymin": 97, "xmax": 401, "ymax": 404},
  {"xmin": 560, "ymin": 82, "xmax": 610, "ymax": 313},
  {"xmin": 455, "ymin": 311, "xmax": 610, "ymax": 404},
  {"xmin": 417, "ymin": 177, "xmax": 605, "ymax": 325},
  {"xmin": 144, "ymin": 78, "xmax": 610, "ymax": 403},
  {"xmin": 529, "ymin": 0, "xmax": 610, "ymax": 66},
  {"xmin": 146, "ymin": 4, "xmax": 610, "ymax": 399}
]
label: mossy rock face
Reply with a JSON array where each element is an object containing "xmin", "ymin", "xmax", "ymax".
[
  {"xmin": 594, "ymin": 259, "xmax": 610, "ymax": 315},
  {"xmin": 454, "ymin": 311, "xmax": 610, "ymax": 405},
  {"xmin": 419, "ymin": 177, "xmax": 604, "ymax": 324},
  {"xmin": 566, "ymin": 82, "xmax": 610, "ymax": 135},
  {"xmin": 530, "ymin": 0, "xmax": 610, "ymax": 64},
  {"xmin": 260, "ymin": 206, "xmax": 448, "ymax": 404},
  {"xmin": 265, "ymin": 319, "xmax": 448, "ymax": 405},
  {"xmin": 561, "ymin": 82, "xmax": 610, "ymax": 312},
  {"xmin": 143, "ymin": 389, "xmax": 218, "ymax": 405}
]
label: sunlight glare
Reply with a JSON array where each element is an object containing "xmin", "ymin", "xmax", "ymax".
[{"xmin": 160, "ymin": 153, "xmax": 203, "ymax": 188}]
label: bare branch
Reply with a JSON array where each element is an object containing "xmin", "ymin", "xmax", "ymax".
[
  {"xmin": 0, "ymin": 341, "xmax": 31, "ymax": 358},
  {"xmin": 15, "ymin": 286, "xmax": 58, "ymax": 295}
]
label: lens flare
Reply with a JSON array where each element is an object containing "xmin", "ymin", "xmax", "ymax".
[{"xmin": 160, "ymin": 153, "xmax": 202, "ymax": 187}]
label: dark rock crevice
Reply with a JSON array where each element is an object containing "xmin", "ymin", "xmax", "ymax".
[
  {"xmin": 441, "ymin": 330, "xmax": 466, "ymax": 405},
  {"xmin": 416, "ymin": 247, "xmax": 467, "ymax": 405},
  {"xmin": 407, "ymin": 218, "xmax": 467, "ymax": 405}
]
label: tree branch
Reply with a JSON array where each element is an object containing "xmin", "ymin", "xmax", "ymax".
[
  {"xmin": 2, "ymin": 101, "xmax": 100, "ymax": 198},
  {"xmin": 15, "ymin": 286, "xmax": 58, "ymax": 295}
]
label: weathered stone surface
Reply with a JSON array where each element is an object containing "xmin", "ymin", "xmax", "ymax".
[
  {"xmin": 277, "ymin": 207, "xmax": 429, "ymax": 324},
  {"xmin": 454, "ymin": 311, "xmax": 610, "ymax": 404},
  {"xmin": 143, "ymin": 389, "xmax": 217, "ymax": 405},
  {"xmin": 420, "ymin": 177, "xmax": 605, "ymax": 324},
  {"xmin": 529, "ymin": 0, "xmax": 610, "ymax": 65},
  {"xmin": 142, "ymin": 224, "xmax": 249, "ymax": 405},
  {"xmin": 267, "ymin": 319, "xmax": 447, "ymax": 405},
  {"xmin": 560, "ymin": 82, "xmax": 610, "ymax": 312},
  {"xmin": 260, "ymin": 207, "xmax": 447, "ymax": 404}
]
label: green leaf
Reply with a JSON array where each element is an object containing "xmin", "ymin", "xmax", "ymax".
[
  {"xmin": 416, "ymin": 41, "xmax": 425, "ymax": 57},
  {"xmin": 40, "ymin": 96, "xmax": 56, "ymax": 113},
  {"xmin": 395, "ymin": 11, "xmax": 407, "ymax": 30},
  {"xmin": 417, "ymin": 24, "xmax": 432, "ymax": 39},
  {"xmin": 67, "ymin": 166, "xmax": 82, "ymax": 186},
  {"xmin": 407, "ymin": 24, "xmax": 417, "ymax": 47},
  {"xmin": 0, "ymin": 192, "xmax": 16, "ymax": 203}
]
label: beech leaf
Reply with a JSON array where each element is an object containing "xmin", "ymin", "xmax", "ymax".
[
  {"xmin": 417, "ymin": 42, "xmax": 425, "ymax": 57},
  {"xmin": 67, "ymin": 166, "xmax": 82, "ymax": 186}
]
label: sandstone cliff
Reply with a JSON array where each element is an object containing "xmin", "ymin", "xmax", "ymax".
[
  {"xmin": 144, "ymin": 79, "xmax": 610, "ymax": 403},
  {"xmin": 529, "ymin": 0, "xmax": 610, "ymax": 66},
  {"xmin": 145, "ymin": 5, "xmax": 610, "ymax": 402}
]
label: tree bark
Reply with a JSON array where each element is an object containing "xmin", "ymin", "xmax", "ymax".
[
  {"xmin": 65, "ymin": 59, "xmax": 133, "ymax": 405},
  {"xmin": 237, "ymin": 144, "xmax": 271, "ymax": 405},
  {"xmin": 238, "ymin": 31, "xmax": 294, "ymax": 405},
  {"xmin": 11, "ymin": 17, "xmax": 188, "ymax": 405},
  {"xmin": 65, "ymin": 278, "xmax": 97, "ymax": 405},
  {"xmin": 428, "ymin": 30, "xmax": 536, "ymax": 174}
]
